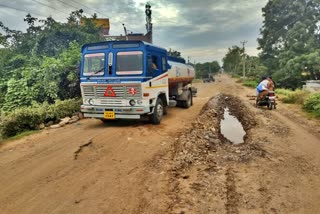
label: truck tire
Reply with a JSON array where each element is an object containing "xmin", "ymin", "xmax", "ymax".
[
  {"xmin": 182, "ymin": 90, "xmax": 192, "ymax": 108},
  {"xmin": 150, "ymin": 98, "xmax": 164, "ymax": 125}
]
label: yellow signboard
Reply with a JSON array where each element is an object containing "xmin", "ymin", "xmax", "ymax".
[{"xmin": 80, "ymin": 18, "xmax": 110, "ymax": 35}]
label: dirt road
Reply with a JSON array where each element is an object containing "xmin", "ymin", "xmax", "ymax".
[{"xmin": 1, "ymin": 75, "xmax": 320, "ymax": 214}]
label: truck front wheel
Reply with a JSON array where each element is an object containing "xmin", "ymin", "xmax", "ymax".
[{"xmin": 150, "ymin": 98, "xmax": 164, "ymax": 125}]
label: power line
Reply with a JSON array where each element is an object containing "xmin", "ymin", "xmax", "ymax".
[
  {"xmin": 55, "ymin": 0, "xmax": 92, "ymax": 16},
  {"xmin": 0, "ymin": 4, "xmax": 47, "ymax": 18},
  {"xmin": 30, "ymin": 0, "xmax": 69, "ymax": 15},
  {"xmin": 55, "ymin": 0, "xmax": 78, "ymax": 10},
  {"xmin": 68, "ymin": 0, "xmax": 106, "ymax": 17}
]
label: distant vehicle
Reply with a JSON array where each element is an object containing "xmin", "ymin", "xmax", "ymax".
[
  {"xmin": 202, "ymin": 74, "xmax": 215, "ymax": 83},
  {"xmin": 80, "ymin": 40, "xmax": 196, "ymax": 124}
]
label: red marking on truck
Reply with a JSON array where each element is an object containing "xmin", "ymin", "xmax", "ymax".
[
  {"xmin": 128, "ymin": 87, "xmax": 137, "ymax": 95},
  {"xmin": 104, "ymin": 85, "xmax": 116, "ymax": 97}
]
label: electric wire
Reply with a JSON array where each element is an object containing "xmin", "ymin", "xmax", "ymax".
[
  {"xmin": 30, "ymin": 0, "xmax": 69, "ymax": 15},
  {"xmin": 0, "ymin": 3, "xmax": 47, "ymax": 18},
  {"xmin": 67, "ymin": 0, "xmax": 106, "ymax": 17},
  {"xmin": 56, "ymin": 0, "xmax": 78, "ymax": 10},
  {"xmin": 55, "ymin": 0, "xmax": 92, "ymax": 16}
]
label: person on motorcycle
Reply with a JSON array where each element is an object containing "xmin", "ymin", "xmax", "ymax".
[
  {"xmin": 256, "ymin": 76, "xmax": 271, "ymax": 105},
  {"xmin": 268, "ymin": 76, "xmax": 276, "ymax": 91}
]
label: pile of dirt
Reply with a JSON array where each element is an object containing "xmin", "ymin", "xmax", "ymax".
[{"xmin": 168, "ymin": 93, "xmax": 267, "ymax": 214}]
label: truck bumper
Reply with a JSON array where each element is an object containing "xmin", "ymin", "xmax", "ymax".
[{"xmin": 81, "ymin": 105, "xmax": 151, "ymax": 120}]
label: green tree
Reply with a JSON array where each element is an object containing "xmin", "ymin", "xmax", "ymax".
[
  {"xmin": 222, "ymin": 46, "xmax": 243, "ymax": 74},
  {"xmin": 0, "ymin": 10, "xmax": 102, "ymax": 111},
  {"xmin": 258, "ymin": 0, "xmax": 320, "ymax": 88},
  {"xmin": 195, "ymin": 61, "xmax": 220, "ymax": 78}
]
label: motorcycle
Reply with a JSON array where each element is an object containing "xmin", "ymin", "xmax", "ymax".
[{"xmin": 256, "ymin": 91, "xmax": 277, "ymax": 110}]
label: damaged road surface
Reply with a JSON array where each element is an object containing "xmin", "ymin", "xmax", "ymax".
[{"xmin": 1, "ymin": 75, "xmax": 320, "ymax": 214}]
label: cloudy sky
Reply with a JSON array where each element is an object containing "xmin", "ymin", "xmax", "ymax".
[{"xmin": 0, "ymin": 0, "xmax": 268, "ymax": 64}]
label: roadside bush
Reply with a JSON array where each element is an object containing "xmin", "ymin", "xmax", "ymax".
[
  {"xmin": 280, "ymin": 89, "xmax": 310, "ymax": 104},
  {"xmin": 275, "ymin": 88, "xmax": 294, "ymax": 96},
  {"xmin": 0, "ymin": 99, "xmax": 82, "ymax": 138},
  {"xmin": 242, "ymin": 79, "xmax": 259, "ymax": 88},
  {"xmin": 303, "ymin": 93, "xmax": 320, "ymax": 117}
]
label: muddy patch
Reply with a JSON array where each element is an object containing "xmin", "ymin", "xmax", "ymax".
[{"xmin": 168, "ymin": 93, "xmax": 266, "ymax": 214}]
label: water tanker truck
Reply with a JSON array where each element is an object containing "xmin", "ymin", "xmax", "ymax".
[{"xmin": 80, "ymin": 40, "xmax": 196, "ymax": 124}]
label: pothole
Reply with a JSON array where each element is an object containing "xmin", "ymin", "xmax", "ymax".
[
  {"xmin": 168, "ymin": 93, "xmax": 263, "ymax": 214},
  {"xmin": 220, "ymin": 107, "xmax": 246, "ymax": 144},
  {"xmin": 215, "ymin": 94, "xmax": 256, "ymax": 145}
]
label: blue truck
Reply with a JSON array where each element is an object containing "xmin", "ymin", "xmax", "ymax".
[{"xmin": 80, "ymin": 40, "xmax": 196, "ymax": 124}]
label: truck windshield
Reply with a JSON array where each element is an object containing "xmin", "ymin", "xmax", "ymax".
[
  {"xmin": 116, "ymin": 51, "xmax": 143, "ymax": 75},
  {"xmin": 83, "ymin": 53, "xmax": 105, "ymax": 76}
]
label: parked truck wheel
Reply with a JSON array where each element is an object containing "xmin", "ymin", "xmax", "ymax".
[
  {"xmin": 150, "ymin": 98, "xmax": 164, "ymax": 125},
  {"xmin": 182, "ymin": 90, "xmax": 192, "ymax": 108}
]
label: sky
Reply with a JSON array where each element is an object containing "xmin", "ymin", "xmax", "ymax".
[{"xmin": 0, "ymin": 0, "xmax": 268, "ymax": 64}]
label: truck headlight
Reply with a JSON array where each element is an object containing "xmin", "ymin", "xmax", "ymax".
[
  {"xmin": 137, "ymin": 100, "xmax": 143, "ymax": 105},
  {"xmin": 88, "ymin": 99, "xmax": 94, "ymax": 105},
  {"xmin": 129, "ymin": 99, "xmax": 136, "ymax": 106}
]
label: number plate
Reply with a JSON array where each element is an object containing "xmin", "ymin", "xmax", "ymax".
[{"xmin": 104, "ymin": 111, "xmax": 115, "ymax": 119}]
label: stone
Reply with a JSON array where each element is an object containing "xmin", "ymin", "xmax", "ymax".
[
  {"xmin": 208, "ymin": 132, "xmax": 216, "ymax": 138},
  {"xmin": 77, "ymin": 112, "xmax": 84, "ymax": 120},
  {"xmin": 69, "ymin": 115, "xmax": 80, "ymax": 124},
  {"xmin": 46, "ymin": 121, "xmax": 54, "ymax": 127},
  {"xmin": 59, "ymin": 121, "xmax": 67, "ymax": 127},
  {"xmin": 60, "ymin": 117, "xmax": 71, "ymax": 124},
  {"xmin": 50, "ymin": 124, "xmax": 61, "ymax": 129},
  {"xmin": 209, "ymin": 138, "xmax": 221, "ymax": 144},
  {"xmin": 71, "ymin": 115, "xmax": 80, "ymax": 120},
  {"xmin": 39, "ymin": 123, "xmax": 45, "ymax": 129}
]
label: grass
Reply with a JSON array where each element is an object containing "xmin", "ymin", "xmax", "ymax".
[
  {"xmin": 235, "ymin": 77, "xmax": 259, "ymax": 88},
  {"xmin": 275, "ymin": 88, "xmax": 294, "ymax": 96},
  {"xmin": 242, "ymin": 79, "xmax": 259, "ymax": 88},
  {"xmin": 0, "ymin": 130, "xmax": 39, "ymax": 144},
  {"xmin": 303, "ymin": 93, "xmax": 320, "ymax": 117},
  {"xmin": 275, "ymin": 89, "xmax": 320, "ymax": 118},
  {"xmin": 279, "ymin": 89, "xmax": 310, "ymax": 105}
]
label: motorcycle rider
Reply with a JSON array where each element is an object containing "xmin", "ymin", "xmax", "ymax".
[
  {"xmin": 268, "ymin": 76, "xmax": 276, "ymax": 91},
  {"xmin": 256, "ymin": 76, "xmax": 272, "ymax": 106}
]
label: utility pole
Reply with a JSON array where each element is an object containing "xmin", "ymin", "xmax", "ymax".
[
  {"xmin": 145, "ymin": 2, "xmax": 153, "ymax": 43},
  {"xmin": 122, "ymin": 23, "xmax": 128, "ymax": 40},
  {"xmin": 240, "ymin": 40, "xmax": 247, "ymax": 78}
]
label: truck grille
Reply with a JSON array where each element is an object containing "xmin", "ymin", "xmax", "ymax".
[{"xmin": 81, "ymin": 84, "xmax": 141, "ymax": 99}]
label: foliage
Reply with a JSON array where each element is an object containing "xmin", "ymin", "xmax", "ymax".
[
  {"xmin": 222, "ymin": 46, "xmax": 243, "ymax": 74},
  {"xmin": 281, "ymin": 89, "xmax": 310, "ymax": 104},
  {"xmin": 0, "ymin": 10, "xmax": 101, "ymax": 111},
  {"xmin": 258, "ymin": 0, "xmax": 320, "ymax": 88},
  {"xmin": 0, "ymin": 99, "xmax": 82, "ymax": 138},
  {"xmin": 242, "ymin": 79, "xmax": 259, "ymax": 88},
  {"xmin": 275, "ymin": 88, "xmax": 294, "ymax": 96},
  {"xmin": 303, "ymin": 93, "xmax": 320, "ymax": 117},
  {"xmin": 194, "ymin": 61, "xmax": 220, "ymax": 79},
  {"xmin": 222, "ymin": 46, "xmax": 267, "ymax": 79},
  {"xmin": 167, "ymin": 49, "xmax": 182, "ymax": 57}
]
